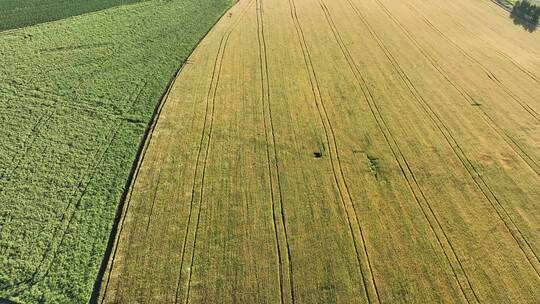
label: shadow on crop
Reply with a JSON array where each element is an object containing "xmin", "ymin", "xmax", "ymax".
[
  {"xmin": 509, "ymin": 0, "xmax": 539, "ymax": 32},
  {"xmin": 0, "ymin": 297, "xmax": 18, "ymax": 304},
  {"xmin": 510, "ymin": 10, "xmax": 538, "ymax": 32}
]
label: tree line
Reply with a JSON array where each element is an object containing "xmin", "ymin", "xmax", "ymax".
[{"xmin": 511, "ymin": 0, "xmax": 540, "ymax": 27}]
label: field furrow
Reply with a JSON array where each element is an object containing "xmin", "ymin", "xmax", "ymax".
[{"xmin": 256, "ymin": 0, "xmax": 294, "ymax": 302}]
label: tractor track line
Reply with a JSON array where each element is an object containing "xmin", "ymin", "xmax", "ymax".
[
  {"xmin": 172, "ymin": 20, "xmax": 227, "ymax": 304},
  {"xmin": 397, "ymin": 1, "xmax": 540, "ymax": 177},
  {"xmin": 173, "ymin": 21, "xmax": 227, "ymax": 304},
  {"xmin": 175, "ymin": 2, "xmax": 255, "ymax": 303},
  {"xmin": 407, "ymin": 1, "xmax": 540, "ymax": 122},
  {"xmin": 0, "ymin": 9, "xmax": 143, "ymax": 189},
  {"xmin": 3, "ymin": 81, "xmax": 127, "ymax": 118},
  {"xmin": 94, "ymin": 2, "xmax": 253, "ymax": 303},
  {"xmin": 0, "ymin": 110, "xmax": 54, "ymax": 183},
  {"xmin": 5, "ymin": 107, "xmax": 129, "ymax": 296},
  {"xmin": 287, "ymin": 0, "xmax": 379, "ymax": 302},
  {"xmin": 325, "ymin": 0, "xmax": 478, "ymax": 302},
  {"xmin": 145, "ymin": 169, "xmax": 163, "ymax": 232},
  {"xmin": 379, "ymin": 0, "xmax": 540, "ymax": 178},
  {"xmin": 97, "ymin": 35, "xmax": 191, "ymax": 304},
  {"xmin": 0, "ymin": 108, "xmax": 51, "ymax": 250},
  {"xmin": 256, "ymin": 0, "xmax": 294, "ymax": 302},
  {"xmin": 491, "ymin": 49, "xmax": 540, "ymax": 85},
  {"xmin": 5, "ymin": 110, "xmax": 129, "ymax": 298},
  {"xmin": 0, "ymin": 67, "xmax": 148, "ymax": 279},
  {"xmin": 373, "ymin": 0, "xmax": 540, "ymax": 276},
  {"xmin": 38, "ymin": 95, "xmax": 145, "ymax": 280},
  {"xmin": 25, "ymin": 79, "xmax": 152, "ymax": 292},
  {"xmin": 349, "ymin": 0, "xmax": 540, "ymax": 278},
  {"xmin": 40, "ymin": 120, "xmax": 129, "ymax": 281}
]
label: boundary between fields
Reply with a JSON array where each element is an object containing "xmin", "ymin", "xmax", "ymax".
[
  {"xmin": 0, "ymin": 0, "xmax": 148, "ymax": 34},
  {"xmin": 174, "ymin": 2, "xmax": 256, "ymax": 302},
  {"xmin": 88, "ymin": 1, "xmax": 240, "ymax": 302},
  {"xmin": 488, "ymin": 0, "xmax": 514, "ymax": 11}
]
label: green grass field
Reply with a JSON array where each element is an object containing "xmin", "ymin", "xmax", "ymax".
[{"xmin": 0, "ymin": 0, "xmax": 235, "ymax": 302}]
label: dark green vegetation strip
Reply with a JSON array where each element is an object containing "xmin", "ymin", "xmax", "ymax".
[
  {"xmin": 511, "ymin": 0, "xmax": 540, "ymax": 30},
  {"xmin": 491, "ymin": 0, "xmax": 516, "ymax": 10},
  {"xmin": 0, "ymin": 0, "xmax": 146, "ymax": 32},
  {"xmin": 0, "ymin": 0, "xmax": 235, "ymax": 302}
]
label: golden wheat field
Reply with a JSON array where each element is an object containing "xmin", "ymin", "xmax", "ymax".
[{"xmin": 97, "ymin": 0, "xmax": 540, "ymax": 302}]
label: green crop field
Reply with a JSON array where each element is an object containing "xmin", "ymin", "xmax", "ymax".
[
  {"xmin": 0, "ymin": 0, "xmax": 148, "ymax": 32},
  {"xmin": 0, "ymin": 0, "xmax": 235, "ymax": 302}
]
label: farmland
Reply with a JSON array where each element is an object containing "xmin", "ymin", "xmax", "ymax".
[
  {"xmin": 0, "ymin": 0, "xmax": 538, "ymax": 302},
  {"xmin": 97, "ymin": 0, "xmax": 540, "ymax": 303},
  {"xmin": 0, "ymin": 0, "xmax": 236, "ymax": 302}
]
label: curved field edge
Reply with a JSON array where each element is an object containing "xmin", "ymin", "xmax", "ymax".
[
  {"xmin": 0, "ymin": 0, "xmax": 147, "ymax": 32},
  {"xmin": 89, "ymin": 2, "xmax": 242, "ymax": 302},
  {"xmin": 0, "ymin": 0, "xmax": 236, "ymax": 303}
]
